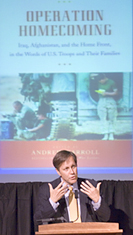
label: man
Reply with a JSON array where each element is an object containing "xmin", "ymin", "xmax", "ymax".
[
  {"xmin": 10, "ymin": 101, "xmax": 37, "ymax": 139},
  {"xmin": 96, "ymin": 74, "xmax": 118, "ymax": 140},
  {"xmin": 26, "ymin": 108, "xmax": 52, "ymax": 140},
  {"xmin": 34, "ymin": 150, "xmax": 110, "ymax": 225}
]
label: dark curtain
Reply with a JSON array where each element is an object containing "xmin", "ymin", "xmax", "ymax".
[
  {"xmin": 0, "ymin": 180, "xmax": 133, "ymax": 235},
  {"xmin": 100, "ymin": 180, "xmax": 133, "ymax": 235}
]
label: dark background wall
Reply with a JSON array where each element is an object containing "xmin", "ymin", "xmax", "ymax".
[{"xmin": 0, "ymin": 181, "xmax": 133, "ymax": 235}]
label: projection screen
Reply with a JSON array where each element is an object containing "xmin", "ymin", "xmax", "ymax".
[{"xmin": 0, "ymin": 0, "xmax": 132, "ymax": 182}]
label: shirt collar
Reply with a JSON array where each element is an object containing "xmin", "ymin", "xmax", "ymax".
[{"xmin": 61, "ymin": 178, "xmax": 78, "ymax": 192}]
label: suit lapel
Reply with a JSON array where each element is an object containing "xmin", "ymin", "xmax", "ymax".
[
  {"xmin": 79, "ymin": 190, "xmax": 88, "ymax": 221},
  {"xmin": 58, "ymin": 197, "xmax": 69, "ymax": 221},
  {"xmin": 78, "ymin": 178, "xmax": 94, "ymax": 222},
  {"xmin": 52, "ymin": 177, "xmax": 69, "ymax": 221}
]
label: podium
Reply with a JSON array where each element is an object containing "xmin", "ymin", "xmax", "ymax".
[{"xmin": 35, "ymin": 222, "xmax": 123, "ymax": 235}]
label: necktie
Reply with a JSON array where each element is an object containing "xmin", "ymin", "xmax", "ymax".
[{"xmin": 69, "ymin": 186, "xmax": 81, "ymax": 223}]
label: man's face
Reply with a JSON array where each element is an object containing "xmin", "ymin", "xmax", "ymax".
[
  {"xmin": 99, "ymin": 78, "xmax": 108, "ymax": 84},
  {"xmin": 13, "ymin": 104, "xmax": 21, "ymax": 112},
  {"xmin": 56, "ymin": 156, "xmax": 78, "ymax": 185},
  {"xmin": 37, "ymin": 114, "xmax": 44, "ymax": 120}
]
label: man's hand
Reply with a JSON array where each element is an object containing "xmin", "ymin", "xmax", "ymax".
[
  {"xmin": 48, "ymin": 181, "xmax": 68, "ymax": 203},
  {"xmin": 80, "ymin": 180, "xmax": 101, "ymax": 203},
  {"xmin": 101, "ymin": 91, "xmax": 107, "ymax": 96}
]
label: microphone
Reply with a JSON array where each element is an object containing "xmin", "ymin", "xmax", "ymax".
[
  {"xmin": 74, "ymin": 189, "xmax": 78, "ymax": 199},
  {"xmin": 37, "ymin": 216, "xmax": 67, "ymax": 224}
]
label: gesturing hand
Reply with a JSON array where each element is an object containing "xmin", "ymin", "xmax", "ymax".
[
  {"xmin": 80, "ymin": 180, "xmax": 101, "ymax": 203},
  {"xmin": 48, "ymin": 181, "xmax": 68, "ymax": 203}
]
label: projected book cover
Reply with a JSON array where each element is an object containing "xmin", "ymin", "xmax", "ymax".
[{"xmin": 0, "ymin": 0, "xmax": 132, "ymax": 170}]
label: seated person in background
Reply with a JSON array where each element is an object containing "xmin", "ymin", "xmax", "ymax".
[
  {"xmin": 34, "ymin": 150, "xmax": 110, "ymax": 226},
  {"xmin": 26, "ymin": 108, "xmax": 52, "ymax": 140},
  {"xmin": 2, "ymin": 100, "xmax": 37, "ymax": 139}
]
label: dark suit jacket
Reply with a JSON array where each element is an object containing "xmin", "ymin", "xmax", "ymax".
[{"xmin": 34, "ymin": 177, "xmax": 110, "ymax": 224}]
